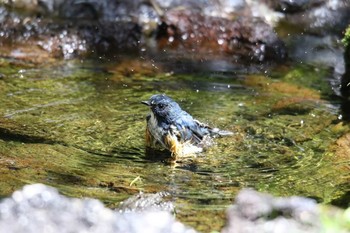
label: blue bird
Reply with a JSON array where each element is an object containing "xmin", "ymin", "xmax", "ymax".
[{"xmin": 141, "ymin": 94, "xmax": 232, "ymax": 161}]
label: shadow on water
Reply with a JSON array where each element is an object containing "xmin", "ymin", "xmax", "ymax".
[{"xmin": 0, "ymin": 56, "xmax": 349, "ymax": 231}]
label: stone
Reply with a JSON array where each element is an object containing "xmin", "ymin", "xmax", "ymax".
[
  {"xmin": 222, "ymin": 189, "xmax": 321, "ymax": 233},
  {"xmin": 0, "ymin": 183, "xmax": 197, "ymax": 233}
]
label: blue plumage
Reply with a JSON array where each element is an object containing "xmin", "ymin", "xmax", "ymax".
[{"xmin": 141, "ymin": 94, "xmax": 232, "ymax": 160}]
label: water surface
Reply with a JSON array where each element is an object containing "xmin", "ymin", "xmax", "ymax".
[{"xmin": 0, "ymin": 57, "xmax": 348, "ymax": 231}]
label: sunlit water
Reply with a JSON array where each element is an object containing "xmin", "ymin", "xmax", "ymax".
[{"xmin": 0, "ymin": 57, "xmax": 349, "ymax": 231}]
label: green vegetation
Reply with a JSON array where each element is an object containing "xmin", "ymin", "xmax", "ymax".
[{"xmin": 342, "ymin": 26, "xmax": 350, "ymax": 47}]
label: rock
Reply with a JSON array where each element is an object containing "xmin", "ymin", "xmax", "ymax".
[
  {"xmin": 0, "ymin": 6, "xmax": 142, "ymax": 59},
  {"xmin": 152, "ymin": 0, "xmax": 247, "ymax": 18},
  {"xmin": 0, "ymin": 183, "xmax": 197, "ymax": 233},
  {"xmin": 157, "ymin": 8, "xmax": 287, "ymax": 62},
  {"xmin": 1, "ymin": 184, "xmax": 349, "ymax": 233},
  {"xmin": 289, "ymin": 0, "xmax": 349, "ymax": 34},
  {"xmin": 221, "ymin": 189, "xmax": 321, "ymax": 233},
  {"xmin": 0, "ymin": 1, "xmax": 286, "ymax": 62}
]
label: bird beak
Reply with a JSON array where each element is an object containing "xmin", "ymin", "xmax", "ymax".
[{"xmin": 141, "ymin": 100, "xmax": 150, "ymax": 106}]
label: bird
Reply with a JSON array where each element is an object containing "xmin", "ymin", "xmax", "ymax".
[{"xmin": 141, "ymin": 94, "xmax": 232, "ymax": 161}]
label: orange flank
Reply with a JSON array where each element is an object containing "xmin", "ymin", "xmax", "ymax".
[
  {"xmin": 145, "ymin": 127, "xmax": 152, "ymax": 147},
  {"xmin": 164, "ymin": 133, "xmax": 182, "ymax": 159}
]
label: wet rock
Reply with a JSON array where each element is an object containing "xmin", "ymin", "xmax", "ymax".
[
  {"xmin": 0, "ymin": 1, "xmax": 286, "ymax": 62},
  {"xmin": 0, "ymin": 6, "xmax": 142, "ymax": 59},
  {"xmin": 278, "ymin": 0, "xmax": 350, "ymax": 35},
  {"xmin": 0, "ymin": 183, "xmax": 196, "ymax": 233},
  {"xmin": 264, "ymin": 0, "xmax": 350, "ymax": 100},
  {"xmin": 154, "ymin": 0, "xmax": 247, "ymax": 18},
  {"xmin": 222, "ymin": 189, "xmax": 321, "ymax": 233},
  {"xmin": 1, "ymin": 0, "xmax": 246, "ymax": 20},
  {"xmin": 251, "ymin": 0, "xmax": 349, "ymax": 93},
  {"xmin": 261, "ymin": 0, "xmax": 350, "ymax": 34},
  {"xmin": 157, "ymin": 8, "xmax": 287, "ymax": 62},
  {"xmin": 0, "ymin": 0, "xmax": 144, "ymax": 21},
  {"xmin": 56, "ymin": 0, "xmax": 160, "ymax": 26}
]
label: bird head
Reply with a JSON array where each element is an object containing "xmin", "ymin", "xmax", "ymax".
[{"xmin": 141, "ymin": 94, "xmax": 181, "ymax": 122}]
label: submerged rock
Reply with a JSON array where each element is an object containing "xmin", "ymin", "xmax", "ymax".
[
  {"xmin": 0, "ymin": 183, "xmax": 196, "ymax": 233},
  {"xmin": 118, "ymin": 192, "xmax": 174, "ymax": 213}
]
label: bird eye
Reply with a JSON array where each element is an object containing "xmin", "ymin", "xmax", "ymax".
[{"xmin": 158, "ymin": 103, "xmax": 165, "ymax": 109}]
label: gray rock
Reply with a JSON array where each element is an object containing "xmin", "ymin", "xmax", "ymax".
[
  {"xmin": 221, "ymin": 189, "xmax": 321, "ymax": 233},
  {"xmin": 0, "ymin": 184, "xmax": 196, "ymax": 233}
]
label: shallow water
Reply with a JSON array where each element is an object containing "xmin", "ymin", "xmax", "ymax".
[{"xmin": 0, "ymin": 57, "xmax": 349, "ymax": 231}]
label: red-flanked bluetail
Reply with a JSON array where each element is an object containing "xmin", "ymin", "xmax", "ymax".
[{"xmin": 141, "ymin": 94, "xmax": 233, "ymax": 161}]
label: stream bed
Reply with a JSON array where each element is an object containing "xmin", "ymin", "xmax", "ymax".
[{"xmin": 0, "ymin": 55, "xmax": 349, "ymax": 232}]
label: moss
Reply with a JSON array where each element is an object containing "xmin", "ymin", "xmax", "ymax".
[{"xmin": 342, "ymin": 26, "xmax": 350, "ymax": 47}]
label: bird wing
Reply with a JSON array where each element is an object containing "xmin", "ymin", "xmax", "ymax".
[
  {"xmin": 173, "ymin": 111, "xmax": 233, "ymax": 145},
  {"xmin": 192, "ymin": 117, "xmax": 233, "ymax": 136},
  {"xmin": 177, "ymin": 118, "xmax": 233, "ymax": 142},
  {"xmin": 173, "ymin": 113, "xmax": 210, "ymax": 144}
]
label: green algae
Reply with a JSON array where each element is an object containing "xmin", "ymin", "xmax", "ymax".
[
  {"xmin": 342, "ymin": 26, "xmax": 350, "ymax": 47},
  {"xmin": 0, "ymin": 58, "xmax": 349, "ymax": 232},
  {"xmin": 271, "ymin": 64, "xmax": 334, "ymax": 98}
]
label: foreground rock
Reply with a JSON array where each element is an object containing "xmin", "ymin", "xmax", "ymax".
[
  {"xmin": 222, "ymin": 189, "xmax": 321, "ymax": 233},
  {"xmin": 0, "ymin": 184, "xmax": 196, "ymax": 233},
  {"xmin": 1, "ymin": 184, "xmax": 349, "ymax": 233}
]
